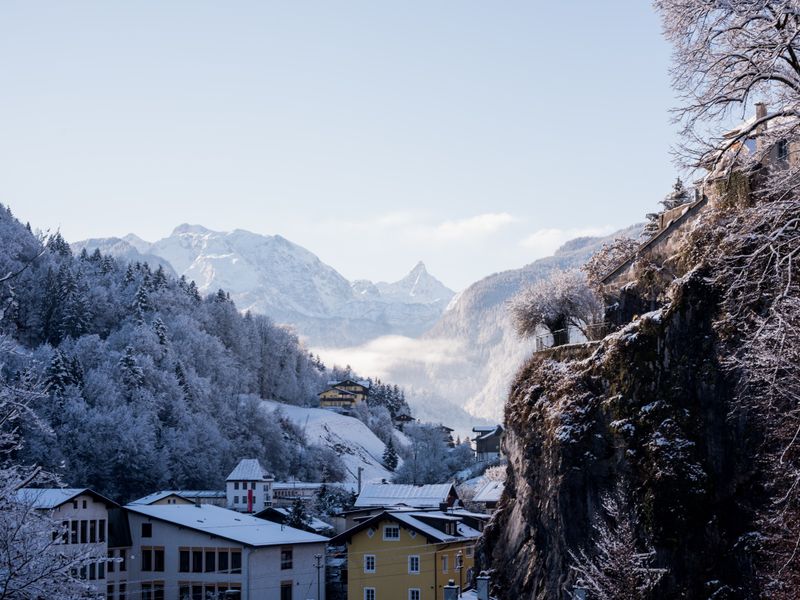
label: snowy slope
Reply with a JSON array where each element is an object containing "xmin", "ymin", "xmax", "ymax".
[
  {"xmin": 74, "ymin": 226, "xmax": 454, "ymax": 347},
  {"xmin": 260, "ymin": 400, "xmax": 394, "ymax": 484}
]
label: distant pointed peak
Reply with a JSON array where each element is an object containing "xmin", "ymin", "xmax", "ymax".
[
  {"xmin": 171, "ymin": 223, "xmax": 212, "ymax": 236},
  {"xmin": 410, "ymin": 260, "xmax": 427, "ymax": 273}
]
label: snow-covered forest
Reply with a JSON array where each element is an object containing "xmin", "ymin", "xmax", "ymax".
[{"xmin": 0, "ymin": 205, "xmax": 349, "ymax": 501}]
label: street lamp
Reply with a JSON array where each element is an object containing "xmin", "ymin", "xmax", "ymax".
[{"xmin": 455, "ymin": 550, "xmax": 464, "ymax": 597}]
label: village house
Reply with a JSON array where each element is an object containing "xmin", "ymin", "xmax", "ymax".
[
  {"xmin": 123, "ymin": 503, "xmax": 329, "ymax": 600},
  {"xmin": 131, "ymin": 490, "xmax": 228, "ymax": 508},
  {"xmin": 226, "ymin": 458, "xmax": 275, "ymax": 513},
  {"xmin": 471, "ymin": 426, "xmax": 503, "ymax": 462},
  {"xmin": 272, "ymin": 481, "xmax": 358, "ymax": 508},
  {"xmin": 15, "ymin": 488, "xmax": 127, "ymax": 598},
  {"xmin": 318, "ymin": 379, "xmax": 370, "ymax": 410},
  {"xmin": 471, "ymin": 481, "xmax": 504, "ymax": 515},
  {"xmin": 330, "ymin": 509, "xmax": 488, "ymax": 600}
]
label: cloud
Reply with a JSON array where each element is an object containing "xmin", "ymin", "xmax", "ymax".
[
  {"xmin": 433, "ymin": 212, "xmax": 517, "ymax": 241},
  {"xmin": 314, "ymin": 335, "xmax": 465, "ymax": 380},
  {"xmin": 519, "ymin": 226, "xmax": 616, "ymax": 256}
]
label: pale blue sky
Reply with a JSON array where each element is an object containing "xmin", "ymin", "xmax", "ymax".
[{"xmin": 0, "ymin": 1, "xmax": 678, "ymax": 289}]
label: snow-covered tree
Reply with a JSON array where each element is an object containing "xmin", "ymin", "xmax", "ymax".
[
  {"xmin": 382, "ymin": 437, "xmax": 398, "ymax": 471},
  {"xmin": 583, "ymin": 238, "xmax": 640, "ymax": 294},
  {"xmin": 286, "ymin": 498, "xmax": 310, "ymax": 530},
  {"xmin": 660, "ymin": 178, "xmax": 691, "ymax": 210},
  {"xmin": 570, "ymin": 489, "xmax": 666, "ymax": 600},
  {"xmin": 511, "ymin": 269, "xmax": 604, "ymax": 345}
]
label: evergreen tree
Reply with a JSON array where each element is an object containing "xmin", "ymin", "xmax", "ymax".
[
  {"xmin": 153, "ymin": 318, "xmax": 168, "ymax": 346},
  {"xmin": 660, "ymin": 177, "xmax": 691, "ymax": 210},
  {"xmin": 45, "ymin": 350, "xmax": 72, "ymax": 397},
  {"xmin": 118, "ymin": 346, "xmax": 144, "ymax": 391},
  {"xmin": 383, "ymin": 437, "xmax": 398, "ymax": 471},
  {"xmin": 123, "ymin": 264, "xmax": 135, "ymax": 285},
  {"xmin": 133, "ymin": 285, "xmax": 152, "ymax": 323},
  {"xmin": 152, "ymin": 265, "xmax": 167, "ymax": 290},
  {"xmin": 286, "ymin": 498, "xmax": 309, "ymax": 530},
  {"xmin": 46, "ymin": 232, "xmax": 71, "ymax": 257}
]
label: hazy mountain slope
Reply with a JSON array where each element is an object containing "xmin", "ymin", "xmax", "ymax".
[
  {"xmin": 75, "ymin": 226, "xmax": 454, "ymax": 346},
  {"xmin": 402, "ymin": 226, "xmax": 643, "ymax": 421},
  {"xmin": 70, "ymin": 237, "xmax": 176, "ymax": 276}
]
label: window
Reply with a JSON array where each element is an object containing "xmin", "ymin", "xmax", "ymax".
[
  {"xmin": 264, "ymin": 484, "xmax": 269, "ymax": 491},
  {"xmin": 778, "ymin": 139, "xmax": 790, "ymax": 161},
  {"xmin": 83, "ymin": 500, "xmax": 87, "ymax": 509},
  {"xmin": 99, "ymin": 519, "xmax": 106, "ymax": 543},
  {"xmin": 179, "ymin": 585, "xmax": 190, "ymax": 600},
  {"xmin": 231, "ymin": 550, "xmax": 242, "ymax": 574},
  {"xmin": 141, "ymin": 523, "xmax": 152, "ymax": 538},
  {"xmin": 280, "ymin": 581, "xmax": 293, "ymax": 600},
  {"xmin": 281, "ymin": 548, "xmax": 293, "ymax": 570},
  {"xmin": 233, "ymin": 496, "xmax": 239, "ymax": 504},
  {"xmin": 179, "ymin": 550, "xmax": 190, "ymax": 573},
  {"xmin": 71, "ymin": 521, "xmax": 78, "ymax": 544},
  {"xmin": 408, "ymin": 555, "xmax": 420, "ymax": 574},
  {"xmin": 108, "ymin": 550, "xmax": 115, "ymax": 573},
  {"xmin": 90, "ymin": 520, "xmax": 97, "ymax": 543},
  {"xmin": 73, "ymin": 500, "xmax": 78, "ymax": 510},
  {"xmin": 142, "ymin": 548, "xmax": 153, "ymax": 572},
  {"xmin": 383, "ymin": 525, "xmax": 400, "ymax": 540},
  {"xmin": 204, "ymin": 550, "xmax": 215, "ymax": 572},
  {"xmin": 192, "ymin": 550, "xmax": 203, "ymax": 573},
  {"xmin": 106, "ymin": 583, "xmax": 114, "ymax": 600},
  {"xmin": 218, "ymin": 550, "xmax": 229, "ymax": 573},
  {"xmin": 364, "ymin": 588, "xmax": 376, "ymax": 600},
  {"xmin": 80, "ymin": 520, "xmax": 88, "ymax": 543},
  {"xmin": 119, "ymin": 549, "xmax": 127, "ymax": 572},
  {"xmin": 409, "ymin": 590, "xmax": 421, "ymax": 600},
  {"xmin": 119, "ymin": 582, "xmax": 126, "ymax": 600},
  {"xmin": 98, "ymin": 562, "xmax": 105, "ymax": 579},
  {"xmin": 442, "ymin": 555, "xmax": 448, "ymax": 572},
  {"xmin": 89, "ymin": 563, "xmax": 96, "ymax": 580},
  {"xmin": 364, "ymin": 554, "xmax": 376, "ymax": 573},
  {"xmin": 234, "ymin": 482, "xmax": 239, "ymax": 490},
  {"xmin": 465, "ymin": 545, "xmax": 474, "ymax": 558},
  {"xmin": 142, "ymin": 582, "xmax": 153, "ymax": 600},
  {"xmin": 154, "ymin": 549, "xmax": 164, "ymax": 572}
]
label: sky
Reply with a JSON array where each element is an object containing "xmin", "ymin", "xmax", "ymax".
[{"xmin": 0, "ymin": 1, "xmax": 680, "ymax": 290}]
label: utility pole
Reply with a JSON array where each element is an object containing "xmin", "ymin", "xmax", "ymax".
[
  {"xmin": 314, "ymin": 553, "xmax": 323, "ymax": 600},
  {"xmin": 357, "ymin": 467, "xmax": 363, "ymax": 494}
]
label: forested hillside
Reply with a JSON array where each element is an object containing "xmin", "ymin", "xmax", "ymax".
[{"xmin": 0, "ymin": 204, "xmax": 341, "ymax": 501}]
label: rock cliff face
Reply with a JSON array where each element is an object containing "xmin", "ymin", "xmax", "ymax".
[{"xmin": 480, "ymin": 269, "xmax": 764, "ymax": 598}]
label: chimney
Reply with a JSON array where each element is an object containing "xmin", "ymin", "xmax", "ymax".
[
  {"xmin": 476, "ymin": 572, "xmax": 490, "ymax": 600},
  {"xmin": 755, "ymin": 102, "xmax": 768, "ymax": 120},
  {"xmin": 443, "ymin": 580, "xmax": 459, "ymax": 600}
]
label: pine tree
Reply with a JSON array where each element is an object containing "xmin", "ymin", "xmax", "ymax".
[
  {"xmin": 45, "ymin": 351, "xmax": 72, "ymax": 397},
  {"xmin": 660, "ymin": 177, "xmax": 691, "ymax": 210},
  {"xmin": 152, "ymin": 265, "xmax": 167, "ymax": 290},
  {"xmin": 133, "ymin": 285, "xmax": 151, "ymax": 323},
  {"xmin": 153, "ymin": 318, "xmax": 168, "ymax": 346},
  {"xmin": 286, "ymin": 498, "xmax": 309, "ymax": 530},
  {"xmin": 383, "ymin": 438, "xmax": 399, "ymax": 471},
  {"xmin": 174, "ymin": 362, "xmax": 192, "ymax": 401},
  {"xmin": 46, "ymin": 232, "xmax": 71, "ymax": 257},
  {"xmin": 124, "ymin": 265, "xmax": 136, "ymax": 285},
  {"xmin": 118, "ymin": 346, "xmax": 144, "ymax": 391}
]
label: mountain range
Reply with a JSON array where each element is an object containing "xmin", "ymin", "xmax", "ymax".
[
  {"xmin": 74, "ymin": 223, "xmax": 640, "ymax": 424},
  {"xmin": 73, "ymin": 225, "xmax": 455, "ymax": 347}
]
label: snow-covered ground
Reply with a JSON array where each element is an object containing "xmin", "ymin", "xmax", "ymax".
[{"xmin": 261, "ymin": 400, "xmax": 394, "ymax": 484}]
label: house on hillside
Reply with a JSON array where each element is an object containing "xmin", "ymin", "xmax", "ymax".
[
  {"xmin": 331, "ymin": 509, "xmax": 488, "ymax": 600},
  {"xmin": 472, "ymin": 425, "xmax": 503, "ymax": 462},
  {"xmin": 123, "ymin": 503, "xmax": 329, "ymax": 600},
  {"xmin": 472, "ymin": 480, "xmax": 504, "ymax": 514},
  {"xmin": 319, "ymin": 379, "xmax": 370, "ymax": 410},
  {"xmin": 226, "ymin": 458, "xmax": 274, "ymax": 513},
  {"xmin": 16, "ymin": 488, "xmax": 128, "ymax": 597}
]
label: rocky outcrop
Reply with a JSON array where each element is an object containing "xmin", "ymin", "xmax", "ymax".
[{"xmin": 480, "ymin": 269, "xmax": 763, "ymax": 598}]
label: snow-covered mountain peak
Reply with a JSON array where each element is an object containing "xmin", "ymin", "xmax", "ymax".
[
  {"xmin": 376, "ymin": 261, "xmax": 455, "ymax": 305},
  {"xmin": 121, "ymin": 233, "xmax": 152, "ymax": 254},
  {"xmin": 171, "ymin": 223, "xmax": 214, "ymax": 237}
]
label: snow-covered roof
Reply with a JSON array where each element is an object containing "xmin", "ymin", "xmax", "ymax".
[
  {"xmin": 129, "ymin": 491, "xmax": 192, "ymax": 505},
  {"xmin": 472, "ymin": 425, "xmax": 498, "ymax": 433},
  {"xmin": 124, "ymin": 504, "xmax": 328, "ymax": 547},
  {"xmin": 332, "ymin": 509, "xmax": 481, "ymax": 545},
  {"xmin": 473, "ymin": 480, "xmax": 504, "ymax": 503},
  {"xmin": 326, "ymin": 379, "xmax": 370, "ymax": 388},
  {"xmin": 273, "ymin": 481, "xmax": 358, "ymax": 493},
  {"xmin": 16, "ymin": 488, "xmax": 118, "ymax": 510},
  {"xmin": 354, "ymin": 483, "xmax": 455, "ymax": 508},
  {"xmin": 263, "ymin": 507, "xmax": 334, "ymax": 533},
  {"xmin": 226, "ymin": 459, "xmax": 273, "ymax": 482},
  {"xmin": 176, "ymin": 490, "xmax": 226, "ymax": 499}
]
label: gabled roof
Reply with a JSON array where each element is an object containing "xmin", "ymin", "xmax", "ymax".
[
  {"xmin": 226, "ymin": 459, "xmax": 273, "ymax": 482},
  {"xmin": 254, "ymin": 507, "xmax": 334, "ymax": 533},
  {"xmin": 330, "ymin": 510, "xmax": 481, "ymax": 546},
  {"xmin": 473, "ymin": 480, "xmax": 504, "ymax": 503},
  {"xmin": 129, "ymin": 491, "xmax": 193, "ymax": 505},
  {"xmin": 472, "ymin": 425, "xmax": 499, "ymax": 433},
  {"xmin": 16, "ymin": 488, "xmax": 119, "ymax": 510},
  {"xmin": 326, "ymin": 379, "xmax": 370, "ymax": 388},
  {"xmin": 354, "ymin": 483, "xmax": 456, "ymax": 508},
  {"xmin": 124, "ymin": 504, "xmax": 328, "ymax": 547}
]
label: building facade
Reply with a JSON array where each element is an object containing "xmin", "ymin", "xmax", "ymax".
[
  {"xmin": 226, "ymin": 459, "xmax": 275, "ymax": 513},
  {"xmin": 318, "ymin": 379, "xmax": 370, "ymax": 410}
]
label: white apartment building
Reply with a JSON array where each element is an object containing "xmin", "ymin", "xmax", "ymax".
[
  {"xmin": 16, "ymin": 488, "xmax": 122, "ymax": 595},
  {"xmin": 124, "ymin": 503, "xmax": 329, "ymax": 600},
  {"xmin": 226, "ymin": 459, "xmax": 274, "ymax": 513}
]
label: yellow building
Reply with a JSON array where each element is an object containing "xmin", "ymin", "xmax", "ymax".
[
  {"xmin": 331, "ymin": 509, "xmax": 488, "ymax": 600},
  {"xmin": 319, "ymin": 379, "xmax": 370, "ymax": 409}
]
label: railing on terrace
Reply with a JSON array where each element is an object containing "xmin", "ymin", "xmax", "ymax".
[{"xmin": 533, "ymin": 322, "xmax": 608, "ymax": 353}]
